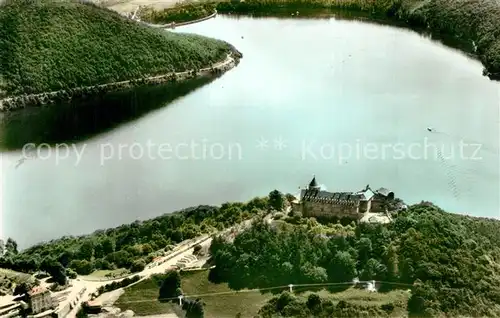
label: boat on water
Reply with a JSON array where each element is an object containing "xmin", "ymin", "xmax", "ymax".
[{"xmin": 427, "ymin": 127, "xmax": 434, "ymax": 132}]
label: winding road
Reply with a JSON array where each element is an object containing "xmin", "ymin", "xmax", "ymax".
[{"xmin": 66, "ymin": 215, "xmax": 261, "ymax": 317}]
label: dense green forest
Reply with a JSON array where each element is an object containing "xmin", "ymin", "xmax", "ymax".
[
  {"xmin": 257, "ymin": 291, "xmax": 404, "ymax": 317},
  {"xmin": 0, "ymin": 197, "xmax": 268, "ymax": 277},
  {"xmin": 0, "ymin": 0, "xmax": 236, "ymax": 97},
  {"xmin": 209, "ymin": 203, "xmax": 500, "ymax": 317},
  {"xmin": 213, "ymin": 0, "xmax": 500, "ymax": 78}
]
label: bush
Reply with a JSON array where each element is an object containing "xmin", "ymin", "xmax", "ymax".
[
  {"xmin": 306, "ymin": 293, "xmax": 321, "ymax": 311},
  {"xmin": 96, "ymin": 275, "xmax": 141, "ymax": 295},
  {"xmin": 159, "ymin": 270, "xmax": 182, "ymax": 301},
  {"xmin": 66, "ymin": 268, "xmax": 77, "ymax": 279},
  {"xmin": 69, "ymin": 260, "xmax": 94, "ymax": 275},
  {"xmin": 130, "ymin": 259, "xmax": 146, "ymax": 273},
  {"xmin": 193, "ymin": 244, "xmax": 202, "ymax": 255},
  {"xmin": 381, "ymin": 303, "xmax": 395, "ymax": 313}
]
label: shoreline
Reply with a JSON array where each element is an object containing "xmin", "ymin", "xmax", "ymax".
[
  {"xmin": 211, "ymin": 3, "xmax": 500, "ymax": 81},
  {"xmin": 139, "ymin": 10, "xmax": 218, "ymax": 28},
  {"xmin": 0, "ymin": 50, "xmax": 241, "ymax": 112},
  {"xmin": 106, "ymin": 0, "xmax": 500, "ymax": 80}
]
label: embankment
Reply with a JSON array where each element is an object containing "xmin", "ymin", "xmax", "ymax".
[
  {"xmin": 0, "ymin": 51, "xmax": 241, "ymax": 111},
  {"xmin": 214, "ymin": 0, "xmax": 500, "ymax": 79},
  {"xmin": 138, "ymin": 2, "xmax": 216, "ymax": 26},
  {"xmin": 140, "ymin": 10, "xmax": 217, "ymax": 28}
]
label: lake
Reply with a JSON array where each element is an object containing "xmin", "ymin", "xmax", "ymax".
[{"xmin": 1, "ymin": 15, "xmax": 499, "ymax": 248}]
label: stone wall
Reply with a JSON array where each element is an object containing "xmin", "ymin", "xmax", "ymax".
[
  {"xmin": 359, "ymin": 200, "xmax": 372, "ymax": 213},
  {"xmin": 301, "ymin": 201, "xmax": 362, "ymax": 220},
  {"xmin": 370, "ymin": 199, "xmax": 386, "ymax": 213},
  {"xmin": 55, "ymin": 302, "xmax": 70, "ymax": 318}
]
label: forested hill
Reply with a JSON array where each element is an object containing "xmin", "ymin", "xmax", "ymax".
[
  {"xmin": 0, "ymin": 0, "xmax": 236, "ymax": 98},
  {"xmin": 2, "ymin": 193, "xmax": 500, "ymax": 316},
  {"xmin": 209, "ymin": 202, "xmax": 500, "ymax": 317},
  {"xmin": 0, "ymin": 198, "xmax": 269, "ymax": 278}
]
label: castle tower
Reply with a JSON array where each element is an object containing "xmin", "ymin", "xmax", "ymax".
[{"xmin": 308, "ymin": 175, "xmax": 321, "ymax": 191}]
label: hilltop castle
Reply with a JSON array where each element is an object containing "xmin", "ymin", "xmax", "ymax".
[{"xmin": 292, "ymin": 176, "xmax": 395, "ymax": 221}]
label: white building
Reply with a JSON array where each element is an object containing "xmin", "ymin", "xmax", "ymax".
[{"xmin": 28, "ymin": 286, "xmax": 53, "ymax": 314}]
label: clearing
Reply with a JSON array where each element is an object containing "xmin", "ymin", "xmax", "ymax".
[
  {"xmin": 116, "ymin": 270, "xmax": 271, "ymax": 317},
  {"xmin": 115, "ymin": 270, "xmax": 410, "ymax": 317}
]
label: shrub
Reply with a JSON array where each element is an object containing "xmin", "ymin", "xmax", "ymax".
[{"xmin": 130, "ymin": 259, "xmax": 146, "ymax": 273}]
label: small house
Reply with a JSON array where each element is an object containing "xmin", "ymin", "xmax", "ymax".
[{"xmin": 27, "ymin": 286, "xmax": 53, "ymax": 314}]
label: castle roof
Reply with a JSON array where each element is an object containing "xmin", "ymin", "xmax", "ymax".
[
  {"xmin": 357, "ymin": 188, "xmax": 375, "ymax": 201},
  {"xmin": 309, "ymin": 176, "xmax": 318, "ymax": 188},
  {"xmin": 28, "ymin": 286, "xmax": 48, "ymax": 296},
  {"xmin": 302, "ymin": 189, "xmax": 362, "ymax": 204},
  {"xmin": 298, "ymin": 177, "xmax": 393, "ymax": 205},
  {"xmin": 375, "ymin": 187, "xmax": 393, "ymax": 197}
]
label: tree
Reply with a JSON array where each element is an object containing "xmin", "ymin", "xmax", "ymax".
[
  {"xmin": 329, "ymin": 251, "xmax": 357, "ymax": 282},
  {"xmin": 193, "ymin": 244, "xmax": 202, "ymax": 255},
  {"xmin": 407, "ymin": 280, "xmax": 440, "ymax": 316},
  {"xmin": 130, "ymin": 259, "xmax": 146, "ymax": 273},
  {"xmin": 276, "ymin": 292, "xmax": 295, "ymax": 312},
  {"xmin": 306, "ymin": 293, "xmax": 321, "ymax": 312},
  {"xmin": 42, "ymin": 259, "xmax": 67, "ymax": 285},
  {"xmin": 359, "ymin": 258, "xmax": 387, "ymax": 281},
  {"xmin": 13, "ymin": 282, "xmax": 30, "ymax": 296},
  {"xmin": 245, "ymin": 197, "xmax": 268, "ymax": 211},
  {"xmin": 285, "ymin": 193, "xmax": 296, "ymax": 203},
  {"xmin": 58, "ymin": 250, "xmax": 75, "ymax": 268},
  {"xmin": 382, "ymin": 243, "xmax": 399, "ymax": 281},
  {"xmin": 0, "ymin": 239, "xmax": 4, "ymax": 255},
  {"xmin": 77, "ymin": 303, "xmax": 89, "ymax": 318},
  {"xmin": 69, "ymin": 260, "xmax": 94, "ymax": 275},
  {"xmin": 158, "ymin": 270, "xmax": 181, "ymax": 301},
  {"xmin": 78, "ymin": 240, "xmax": 94, "ymax": 260},
  {"xmin": 5, "ymin": 238, "xmax": 18, "ymax": 255},
  {"xmin": 101, "ymin": 237, "xmax": 116, "ymax": 255},
  {"xmin": 357, "ymin": 237, "xmax": 373, "ymax": 266},
  {"xmin": 268, "ymin": 190, "xmax": 284, "ymax": 211},
  {"xmin": 182, "ymin": 298, "xmax": 204, "ymax": 318},
  {"xmin": 142, "ymin": 243, "xmax": 153, "ymax": 255},
  {"xmin": 106, "ymin": 250, "xmax": 132, "ymax": 268},
  {"xmin": 66, "ymin": 268, "xmax": 78, "ymax": 279},
  {"xmin": 300, "ymin": 263, "xmax": 328, "ymax": 284}
]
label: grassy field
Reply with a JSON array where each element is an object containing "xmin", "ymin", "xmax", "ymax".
[
  {"xmin": 0, "ymin": 268, "xmax": 35, "ymax": 295},
  {"xmin": 116, "ymin": 270, "xmax": 272, "ymax": 317},
  {"xmin": 115, "ymin": 274, "xmax": 178, "ymax": 315},
  {"xmin": 87, "ymin": 269, "xmax": 130, "ymax": 278},
  {"xmin": 180, "ymin": 271, "xmax": 272, "ymax": 318},
  {"xmin": 116, "ymin": 270, "xmax": 410, "ymax": 317},
  {"xmin": 0, "ymin": 0, "xmax": 236, "ymax": 97}
]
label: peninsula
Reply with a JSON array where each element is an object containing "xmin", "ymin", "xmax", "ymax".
[
  {"xmin": 1, "ymin": 190, "xmax": 500, "ymax": 317},
  {"xmin": 0, "ymin": 0, "xmax": 242, "ymax": 110}
]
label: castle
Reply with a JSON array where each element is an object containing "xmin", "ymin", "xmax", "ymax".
[{"xmin": 292, "ymin": 176, "xmax": 395, "ymax": 221}]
